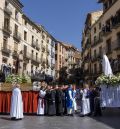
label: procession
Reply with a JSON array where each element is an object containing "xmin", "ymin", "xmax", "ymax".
[
  {"xmin": 0, "ymin": 0, "xmax": 120, "ymax": 128},
  {"xmin": 9, "ymin": 82, "xmax": 101, "ymax": 120},
  {"xmin": 0, "ymin": 54, "xmax": 116, "ymax": 123}
]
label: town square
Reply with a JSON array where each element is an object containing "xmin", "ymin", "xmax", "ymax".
[{"xmin": 0, "ymin": 0, "xmax": 120, "ymax": 129}]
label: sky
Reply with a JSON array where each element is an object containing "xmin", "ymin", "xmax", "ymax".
[{"xmin": 20, "ymin": 0, "xmax": 102, "ymax": 50}]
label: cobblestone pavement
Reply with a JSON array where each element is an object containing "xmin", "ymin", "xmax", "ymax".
[{"xmin": 0, "ymin": 109, "xmax": 120, "ymax": 129}]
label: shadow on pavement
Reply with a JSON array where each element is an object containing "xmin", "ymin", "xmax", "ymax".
[
  {"xmin": 0, "ymin": 117, "xmax": 11, "ymax": 121},
  {"xmin": 91, "ymin": 108, "xmax": 120, "ymax": 129}
]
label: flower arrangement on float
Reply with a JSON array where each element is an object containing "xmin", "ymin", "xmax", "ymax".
[
  {"xmin": 0, "ymin": 74, "xmax": 32, "ymax": 91},
  {"xmin": 5, "ymin": 74, "xmax": 31, "ymax": 84},
  {"xmin": 95, "ymin": 73, "xmax": 120, "ymax": 86}
]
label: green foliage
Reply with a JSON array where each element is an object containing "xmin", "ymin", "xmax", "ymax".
[
  {"xmin": 58, "ymin": 67, "xmax": 68, "ymax": 85},
  {"xmin": 58, "ymin": 66, "xmax": 83, "ymax": 85},
  {"xmin": 5, "ymin": 74, "xmax": 31, "ymax": 84}
]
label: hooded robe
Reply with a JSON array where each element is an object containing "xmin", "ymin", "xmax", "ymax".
[{"xmin": 10, "ymin": 87, "xmax": 23, "ymax": 119}]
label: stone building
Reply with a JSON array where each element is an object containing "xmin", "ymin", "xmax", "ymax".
[
  {"xmin": 55, "ymin": 41, "xmax": 81, "ymax": 79},
  {"xmin": 91, "ymin": 0, "xmax": 120, "ymax": 81},
  {"xmin": 82, "ymin": 0, "xmax": 120, "ymax": 83},
  {"xmin": 81, "ymin": 11, "xmax": 103, "ymax": 82},
  {"xmin": 0, "ymin": 0, "xmax": 56, "ymax": 78}
]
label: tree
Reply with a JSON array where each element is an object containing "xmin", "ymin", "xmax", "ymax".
[
  {"xmin": 57, "ymin": 63, "xmax": 83, "ymax": 86},
  {"xmin": 68, "ymin": 66, "xmax": 83, "ymax": 86},
  {"xmin": 58, "ymin": 66, "xmax": 68, "ymax": 84}
]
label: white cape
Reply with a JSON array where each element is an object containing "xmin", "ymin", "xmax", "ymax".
[
  {"xmin": 10, "ymin": 87, "xmax": 24, "ymax": 119},
  {"xmin": 37, "ymin": 90, "xmax": 46, "ymax": 115},
  {"xmin": 73, "ymin": 90, "xmax": 77, "ymax": 111},
  {"xmin": 80, "ymin": 89, "xmax": 90, "ymax": 115}
]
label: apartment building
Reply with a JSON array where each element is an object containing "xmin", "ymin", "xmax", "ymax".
[
  {"xmin": 55, "ymin": 41, "xmax": 68, "ymax": 78},
  {"xmin": 55, "ymin": 41, "xmax": 81, "ymax": 79},
  {"xmin": 91, "ymin": 0, "xmax": 120, "ymax": 81},
  {"xmin": 39, "ymin": 26, "xmax": 56, "ymax": 78},
  {"xmin": 82, "ymin": 11, "xmax": 103, "ymax": 81},
  {"xmin": 91, "ymin": 14, "xmax": 103, "ymax": 81},
  {"xmin": 82, "ymin": 0, "xmax": 120, "ymax": 82},
  {"xmin": 0, "ymin": 0, "xmax": 23, "ymax": 74},
  {"xmin": 74, "ymin": 50, "xmax": 81, "ymax": 66},
  {"xmin": 67, "ymin": 45, "xmax": 78, "ymax": 69},
  {"xmin": 0, "ymin": 0, "xmax": 55, "ymax": 78},
  {"xmin": 22, "ymin": 14, "xmax": 41, "ymax": 75}
]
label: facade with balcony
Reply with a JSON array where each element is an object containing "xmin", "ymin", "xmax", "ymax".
[
  {"xmin": 82, "ymin": 0, "xmax": 120, "ymax": 83},
  {"xmin": 21, "ymin": 15, "xmax": 56, "ymax": 78},
  {"xmin": 0, "ymin": 0, "xmax": 56, "ymax": 78},
  {"xmin": 55, "ymin": 41, "xmax": 81, "ymax": 79},
  {"xmin": 81, "ymin": 11, "xmax": 103, "ymax": 82},
  {"xmin": 93, "ymin": 0, "xmax": 120, "ymax": 77},
  {"xmin": 0, "ymin": 0, "xmax": 23, "ymax": 74}
]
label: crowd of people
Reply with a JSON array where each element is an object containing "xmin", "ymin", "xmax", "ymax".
[{"xmin": 10, "ymin": 81, "xmax": 102, "ymax": 120}]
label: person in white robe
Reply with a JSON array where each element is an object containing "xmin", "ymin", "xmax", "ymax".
[
  {"xmin": 73, "ymin": 85, "xmax": 77, "ymax": 112},
  {"xmin": 37, "ymin": 86, "xmax": 46, "ymax": 115},
  {"xmin": 10, "ymin": 82, "xmax": 23, "ymax": 120},
  {"xmin": 80, "ymin": 84, "xmax": 90, "ymax": 116}
]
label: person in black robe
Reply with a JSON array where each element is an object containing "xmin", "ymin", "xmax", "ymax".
[
  {"xmin": 62, "ymin": 85, "xmax": 68, "ymax": 115},
  {"xmin": 94, "ymin": 87, "xmax": 102, "ymax": 116},
  {"xmin": 89, "ymin": 87, "xmax": 96, "ymax": 115},
  {"xmin": 44, "ymin": 86, "xmax": 50, "ymax": 115},
  {"xmin": 55, "ymin": 85, "xmax": 63, "ymax": 116},
  {"xmin": 46, "ymin": 86, "xmax": 56, "ymax": 116}
]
